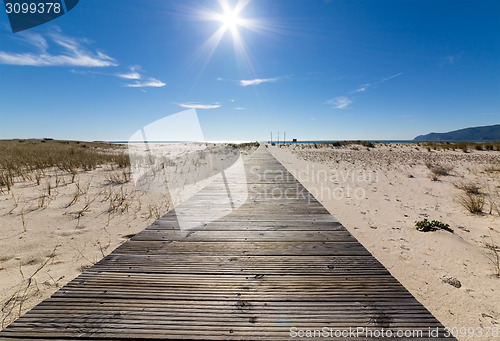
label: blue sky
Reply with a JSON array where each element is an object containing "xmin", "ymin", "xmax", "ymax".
[{"xmin": 0, "ymin": 0, "xmax": 499, "ymax": 141}]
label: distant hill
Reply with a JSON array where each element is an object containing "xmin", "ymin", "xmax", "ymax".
[{"xmin": 413, "ymin": 124, "xmax": 500, "ymax": 142}]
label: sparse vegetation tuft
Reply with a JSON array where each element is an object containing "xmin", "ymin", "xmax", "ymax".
[
  {"xmin": 415, "ymin": 219, "xmax": 453, "ymax": 233},
  {"xmin": 484, "ymin": 163, "xmax": 500, "ymax": 173},
  {"xmin": 484, "ymin": 228, "xmax": 500, "ymax": 277},
  {"xmin": 425, "ymin": 162, "xmax": 453, "ymax": 180},
  {"xmin": 106, "ymin": 169, "xmax": 131, "ymax": 185},
  {"xmin": 454, "ymin": 181, "xmax": 480, "ymax": 195},
  {"xmin": 457, "ymin": 192, "xmax": 485, "ymax": 214}
]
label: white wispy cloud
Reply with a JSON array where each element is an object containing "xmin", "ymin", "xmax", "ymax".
[
  {"xmin": 117, "ymin": 66, "xmax": 141, "ymax": 79},
  {"xmin": 18, "ymin": 32, "xmax": 48, "ymax": 52},
  {"xmin": 240, "ymin": 77, "xmax": 278, "ymax": 87},
  {"xmin": 234, "ymin": 107, "xmax": 247, "ymax": 110},
  {"xmin": 348, "ymin": 73, "xmax": 403, "ymax": 94},
  {"xmin": 327, "ymin": 72, "xmax": 402, "ymax": 110},
  {"xmin": 325, "ymin": 96, "xmax": 352, "ymax": 109},
  {"xmin": 126, "ymin": 78, "xmax": 166, "ymax": 88},
  {"xmin": 118, "ymin": 66, "xmax": 165, "ymax": 88},
  {"xmin": 70, "ymin": 69, "xmax": 106, "ymax": 76},
  {"xmin": 119, "ymin": 72, "xmax": 141, "ymax": 80},
  {"xmin": 351, "ymin": 83, "xmax": 370, "ymax": 93},
  {"xmin": 376, "ymin": 72, "xmax": 403, "ymax": 84},
  {"xmin": 0, "ymin": 31, "xmax": 116, "ymax": 67},
  {"xmin": 179, "ymin": 103, "xmax": 221, "ymax": 109}
]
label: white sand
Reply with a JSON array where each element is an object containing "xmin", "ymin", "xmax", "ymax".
[{"xmin": 269, "ymin": 143, "xmax": 500, "ymax": 339}]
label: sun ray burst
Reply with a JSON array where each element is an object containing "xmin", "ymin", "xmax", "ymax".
[{"xmin": 188, "ymin": 0, "xmax": 261, "ymax": 78}]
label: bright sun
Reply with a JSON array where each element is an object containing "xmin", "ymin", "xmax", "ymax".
[
  {"xmin": 195, "ymin": 0, "xmax": 266, "ymax": 70},
  {"xmin": 218, "ymin": 6, "xmax": 243, "ymax": 33}
]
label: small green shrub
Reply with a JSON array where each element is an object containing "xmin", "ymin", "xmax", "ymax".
[{"xmin": 415, "ymin": 219, "xmax": 453, "ymax": 233}]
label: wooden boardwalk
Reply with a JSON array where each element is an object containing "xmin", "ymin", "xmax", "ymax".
[{"xmin": 0, "ymin": 146, "xmax": 454, "ymax": 340}]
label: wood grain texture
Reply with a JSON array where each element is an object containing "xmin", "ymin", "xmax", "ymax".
[{"xmin": 0, "ymin": 146, "xmax": 455, "ymax": 340}]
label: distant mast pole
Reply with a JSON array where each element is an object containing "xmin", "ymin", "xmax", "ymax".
[
  {"xmin": 284, "ymin": 131, "xmax": 286, "ymax": 146},
  {"xmin": 270, "ymin": 132, "xmax": 272, "ymax": 144},
  {"xmin": 278, "ymin": 132, "xmax": 280, "ymax": 145}
]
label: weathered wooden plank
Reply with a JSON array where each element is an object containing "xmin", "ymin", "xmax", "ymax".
[
  {"xmin": 147, "ymin": 221, "xmax": 344, "ymax": 231},
  {"xmin": 92, "ymin": 254, "xmax": 390, "ymax": 275},
  {"xmin": 113, "ymin": 241, "xmax": 371, "ymax": 256},
  {"xmin": 131, "ymin": 230, "xmax": 356, "ymax": 242}
]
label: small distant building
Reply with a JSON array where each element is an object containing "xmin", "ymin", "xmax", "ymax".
[{"xmin": 292, "ymin": 139, "xmax": 297, "ymax": 143}]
